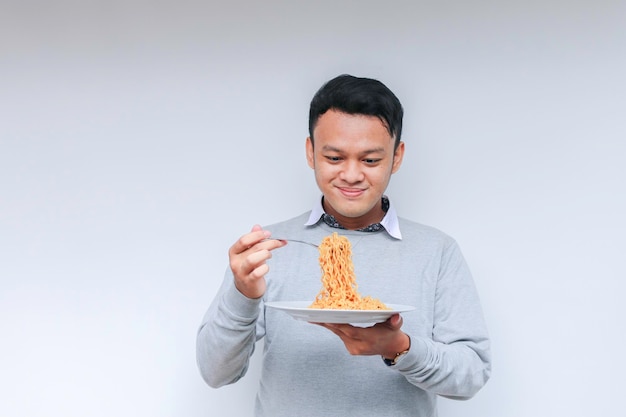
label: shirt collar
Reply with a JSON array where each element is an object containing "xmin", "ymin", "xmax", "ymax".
[{"xmin": 304, "ymin": 195, "xmax": 402, "ymax": 240}]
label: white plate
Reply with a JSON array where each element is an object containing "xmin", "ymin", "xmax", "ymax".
[{"xmin": 265, "ymin": 301, "xmax": 415, "ymax": 324}]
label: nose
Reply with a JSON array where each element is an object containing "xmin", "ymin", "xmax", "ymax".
[{"xmin": 339, "ymin": 160, "xmax": 364, "ymax": 184}]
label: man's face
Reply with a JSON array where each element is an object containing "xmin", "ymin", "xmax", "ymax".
[{"xmin": 306, "ymin": 109, "xmax": 404, "ymax": 230}]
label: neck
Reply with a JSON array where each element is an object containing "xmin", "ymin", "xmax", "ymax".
[{"xmin": 322, "ymin": 200, "xmax": 385, "ymax": 230}]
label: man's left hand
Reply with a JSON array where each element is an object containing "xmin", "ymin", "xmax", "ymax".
[{"xmin": 314, "ymin": 313, "xmax": 410, "ymax": 359}]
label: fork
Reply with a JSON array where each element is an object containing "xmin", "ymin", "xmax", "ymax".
[{"xmin": 268, "ymin": 238, "xmax": 319, "ymax": 248}]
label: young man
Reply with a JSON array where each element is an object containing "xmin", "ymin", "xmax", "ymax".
[{"xmin": 197, "ymin": 74, "xmax": 491, "ymax": 417}]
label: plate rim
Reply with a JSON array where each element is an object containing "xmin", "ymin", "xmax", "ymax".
[
  {"xmin": 265, "ymin": 300, "xmax": 415, "ymax": 313},
  {"xmin": 264, "ymin": 300, "xmax": 415, "ymax": 324}
]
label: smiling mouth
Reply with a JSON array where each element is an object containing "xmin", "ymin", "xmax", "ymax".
[{"xmin": 338, "ymin": 187, "xmax": 365, "ymax": 198}]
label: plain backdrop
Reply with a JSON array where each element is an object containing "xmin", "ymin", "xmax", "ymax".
[{"xmin": 1, "ymin": 1, "xmax": 625, "ymax": 416}]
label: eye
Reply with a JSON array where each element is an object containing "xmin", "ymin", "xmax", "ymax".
[
  {"xmin": 363, "ymin": 158, "xmax": 382, "ymax": 165},
  {"xmin": 325, "ymin": 155, "xmax": 343, "ymax": 162}
]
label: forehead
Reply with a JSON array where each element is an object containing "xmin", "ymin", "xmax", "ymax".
[{"xmin": 312, "ymin": 110, "xmax": 394, "ymax": 149}]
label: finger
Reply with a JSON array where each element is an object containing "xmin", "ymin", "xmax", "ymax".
[
  {"xmin": 382, "ymin": 313, "xmax": 403, "ymax": 330},
  {"xmin": 231, "ymin": 245, "xmax": 271, "ymax": 277},
  {"xmin": 232, "ymin": 225, "xmax": 288, "ymax": 254},
  {"xmin": 244, "ymin": 249, "xmax": 274, "ymax": 273},
  {"xmin": 230, "ymin": 225, "xmax": 282, "ymax": 257},
  {"xmin": 231, "ymin": 230, "xmax": 270, "ymax": 253},
  {"xmin": 249, "ymin": 262, "xmax": 270, "ymax": 280},
  {"xmin": 257, "ymin": 238, "xmax": 288, "ymax": 252},
  {"xmin": 319, "ymin": 323, "xmax": 362, "ymax": 341}
]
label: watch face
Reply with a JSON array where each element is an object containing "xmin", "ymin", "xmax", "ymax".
[{"xmin": 383, "ymin": 349, "xmax": 409, "ymax": 366}]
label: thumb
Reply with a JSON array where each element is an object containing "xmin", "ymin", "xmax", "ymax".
[{"xmin": 385, "ymin": 313, "xmax": 403, "ymax": 330}]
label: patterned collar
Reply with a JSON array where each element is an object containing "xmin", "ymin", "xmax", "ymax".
[{"xmin": 304, "ymin": 195, "xmax": 402, "ymax": 239}]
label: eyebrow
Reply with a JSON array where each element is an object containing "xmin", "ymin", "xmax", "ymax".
[{"xmin": 321, "ymin": 145, "xmax": 387, "ymax": 155}]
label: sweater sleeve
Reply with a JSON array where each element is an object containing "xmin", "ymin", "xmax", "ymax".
[
  {"xmin": 196, "ymin": 270, "xmax": 264, "ymax": 388},
  {"xmin": 396, "ymin": 240, "xmax": 492, "ymax": 399}
]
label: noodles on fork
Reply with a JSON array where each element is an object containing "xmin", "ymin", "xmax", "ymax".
[{"xmin": 309, "ymin": 233, "xmax": 389, "ymax": 310}]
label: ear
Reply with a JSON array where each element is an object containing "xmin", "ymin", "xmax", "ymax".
[
  {"xmin": 391, "ymin": 141, "xmax": 405, "ymax": 174},
  {"xmin": 306, "ymin": 137, "xmax": 315, "ymax": 169}
]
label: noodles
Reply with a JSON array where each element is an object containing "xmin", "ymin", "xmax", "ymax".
[{"xmin": 309, "ymin": 233, "xmax": 389, "ymax": 310}]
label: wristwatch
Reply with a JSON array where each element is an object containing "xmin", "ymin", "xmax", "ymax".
[{"xmin": 382, "ymin": 348, "xmax": 409, "ymax": 366}]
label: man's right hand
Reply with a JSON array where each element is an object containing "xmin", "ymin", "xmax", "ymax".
[{"xmin": 229, "ymin": 225, "xmax": 286, "ymax": 299}]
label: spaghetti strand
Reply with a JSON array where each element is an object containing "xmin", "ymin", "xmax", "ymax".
[{"xmin": 309, "ymin": 233, "xmax": 389, "ymax": 310}]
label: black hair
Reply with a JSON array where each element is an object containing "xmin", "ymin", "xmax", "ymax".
[{"xmin": 308, "ymin": 74, "xmax": 404, "ymax": 149}]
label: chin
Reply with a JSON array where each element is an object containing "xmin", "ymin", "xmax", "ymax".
[
  {"xmin": 335, "ymin": 207, "xmax": 372, "ymax": 219},
  {"xmin": 326, "ymin": 196, "xmax": 378, "ymax": 219}
]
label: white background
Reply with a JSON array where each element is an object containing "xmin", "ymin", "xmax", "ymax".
[{"xmin": 1, "ymin": 1, "xmax": 625, "ymax": 416}]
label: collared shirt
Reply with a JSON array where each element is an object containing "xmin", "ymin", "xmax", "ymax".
[{"xmin": 304, "ymin": 195, "xmax": 403, "ymax": 240}]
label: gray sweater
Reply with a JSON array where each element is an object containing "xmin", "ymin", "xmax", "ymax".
[{"xmin": 197, "ymin": 212, "xmax": 491, "ymax": 417}]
